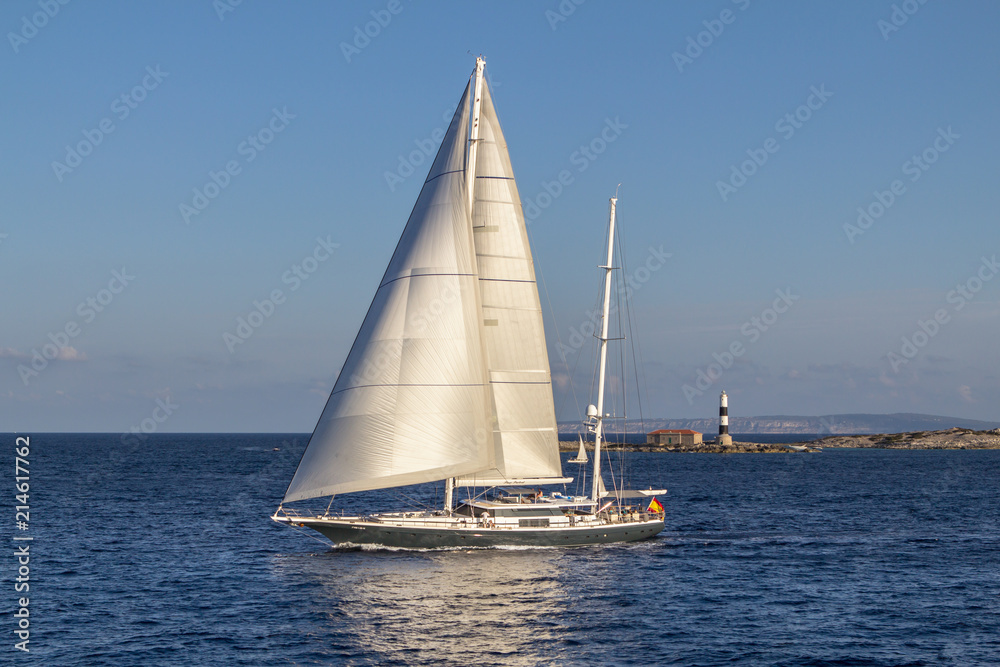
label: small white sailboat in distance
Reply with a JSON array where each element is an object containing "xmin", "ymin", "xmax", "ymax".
[
  {"xmin": 271, "ymin": 58, "xmax": 665, "ymax": 548},
  {"xmin": 569, "ymin": 435, "xmax": 588, "ymax": 464}
]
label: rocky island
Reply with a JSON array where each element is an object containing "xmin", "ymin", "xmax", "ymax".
[{"xmin": 800, "ymin": 427, "xmax": 1000, "ymax": 450}]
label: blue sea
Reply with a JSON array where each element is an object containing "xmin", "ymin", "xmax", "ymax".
[{"xmin": 5, "ymin": 433, "xmax": 999, "ymax": 666}]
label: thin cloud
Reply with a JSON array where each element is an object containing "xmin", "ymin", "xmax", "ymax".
[
  {"xmin": 0, "ymin": 346, "xmax": 87, "ymax": 361},
  {"xmin": 56, "ymin": 347, "xmax": 88, "ymax": 362}
]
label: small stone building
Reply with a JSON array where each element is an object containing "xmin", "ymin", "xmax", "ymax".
[{"xmin": 647, "ymin": 429, "xmax": 703, "ymax": 447}]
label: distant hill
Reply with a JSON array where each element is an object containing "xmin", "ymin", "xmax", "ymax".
[{"xmin": 558, "ymin": 413, "xmax": 1000, "ymax": 435}]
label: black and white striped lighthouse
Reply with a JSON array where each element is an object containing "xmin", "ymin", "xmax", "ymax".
[{"xmin": 718, "ymin": 390, "xmax": 732, "ymax": 445}]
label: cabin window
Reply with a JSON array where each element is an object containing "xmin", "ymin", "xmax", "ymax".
[
  {"xmin": 496, "ymin": 508, "xmax": 561, "ymax": 518},
  {"xmin": 518, "ymin": 518, "xmax": 550, "ymax": 527}
]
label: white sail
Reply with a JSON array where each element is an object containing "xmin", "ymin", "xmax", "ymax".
[
  {"xmin": 455, "ymin": 80, "xmax": 564, "ymax": 487},
  {"xmin": 283, "ymin": 84, "xmax": 495, "ymax": 502}
]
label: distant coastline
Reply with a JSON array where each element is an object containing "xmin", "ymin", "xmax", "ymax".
[
  {"xmin": 557, "ymin": 412, "xmax": 1000, "ymax": 436},
  {"xmin": 560, "ymin": 427, "xmax": 1000, "ymax": 453}
]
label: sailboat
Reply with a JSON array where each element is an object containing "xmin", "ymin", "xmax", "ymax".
[
  {"xmin": 272, "ymin": 58, "xmax": 665, "ymax": 548},
  {"xmin": 569, "ymin": 436, "xmax": 588, "ymax": 464}
]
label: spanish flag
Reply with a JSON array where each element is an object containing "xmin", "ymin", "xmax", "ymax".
[{"xmin": 647, "ymin": 497, "xmax": 663, "ymax": 513}]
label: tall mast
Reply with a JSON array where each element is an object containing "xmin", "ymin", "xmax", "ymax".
[
  {"xmin": 445, "ymin": 56, "xmax": 486, "ymax": 514},
  {"xmin": 466, "ymin": 56, "xmax": 485, "ymax": 213},
  {"xmin": 591, "ymin": 196, "xmax": 617, "ymax": 502}
]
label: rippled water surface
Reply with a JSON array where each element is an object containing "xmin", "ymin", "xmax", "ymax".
[{"xmin": 9, "ymin": 433, "xmax": 1000, "ymax": 665}]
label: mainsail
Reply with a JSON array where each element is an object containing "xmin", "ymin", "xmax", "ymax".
[
  {"xmin": 283, "ymin": 84, "xmax": 495, "ymax": 502},
  {"xmin": 456, "ymin": 80, "xmax": 563, "ymax": 486},
  {"xmin": 283, "ymin": 63, "xmax": 566, "ymax": 504}
]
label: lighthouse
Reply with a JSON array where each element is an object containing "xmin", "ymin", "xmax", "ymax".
[{"xmin": 718, "ymin": 390, "xmax": 732, "ymax": 446}]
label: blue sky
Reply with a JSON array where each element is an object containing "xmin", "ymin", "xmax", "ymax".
[{"xmin": 2, "ymin": 1, "xmax": 998, "ymax": 433}]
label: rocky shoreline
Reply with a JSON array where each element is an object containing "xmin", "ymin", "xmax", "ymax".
[
  {"xmin": 559, "ymin": 440, "xmax": 796, "ymax": 454},
  {"xmin": 559, "ymin": 427, "xmax": 1000, "ymax": 454},
  {"xmin": 801, "ymin": 427, "xmax": 1000, "ymax": 450}
]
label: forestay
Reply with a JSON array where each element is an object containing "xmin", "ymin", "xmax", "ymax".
[{"xmin": 283, "ymin": 84, "xmax": 495, "ymax": 502}]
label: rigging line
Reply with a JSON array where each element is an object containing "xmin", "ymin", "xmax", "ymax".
[
  {"xmin": 528, "ymin": 221, "xmax": 583, "ymax": 423},
  {"xmin": 608, "ymin": 216, "xmax": 624, "ymax": 477},
  {"xmin": 625, "ymin": 259, "xmax": 649, "ymax": 440},
  {"xmin": 588, "ymin": 315, "xmax": 599, "ymax": 409},
  {"xmin": 484, "ymin": 64, "xmax": 498, "ymax": 115},
  {"xmin": 391, "ymin": 488, "xmax": 436, "ymax": 512},
  {"xmin": 559, "ymin": 328, "xmax": 589, "ymax": 432},
  {"xmin": 615, "ymin": 206, "xmax": 631, "ymax": 488},
  {"xmin": 616, "ymin": 203, "xmax": 650, "ymax": 440},
  {"xmin": 605, "ymin": 442, "xmax": 620, "ymax": 497},
  {"xmin": 587, "ymin": 240, "xmax": 606, "ymax": 410},
  {"xmin": 284, "ymin": 522, "xmax": 342, "ymax": 549},
  {"xmin": 613, "ymin": 205, "xmax": 634, "ymax": 481},
  {"xmin": 606, "ymin": 201, "xmax": 625, "ymax": 490}
]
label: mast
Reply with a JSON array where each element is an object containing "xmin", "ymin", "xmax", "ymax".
[
  {"xmin": 591, "ymin": 196, "xmax": 617, "ymax": 502},
  {"xmin": 466, "ymin": 56, "xmax": 485, "ymax": 213},
  {"xmin": 444, "ymin": 55, "xmax": 486, "ymax": 513},
  {"xmin": 443, "ymin": 477, "xmax": 454, "ymax": 513}
]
